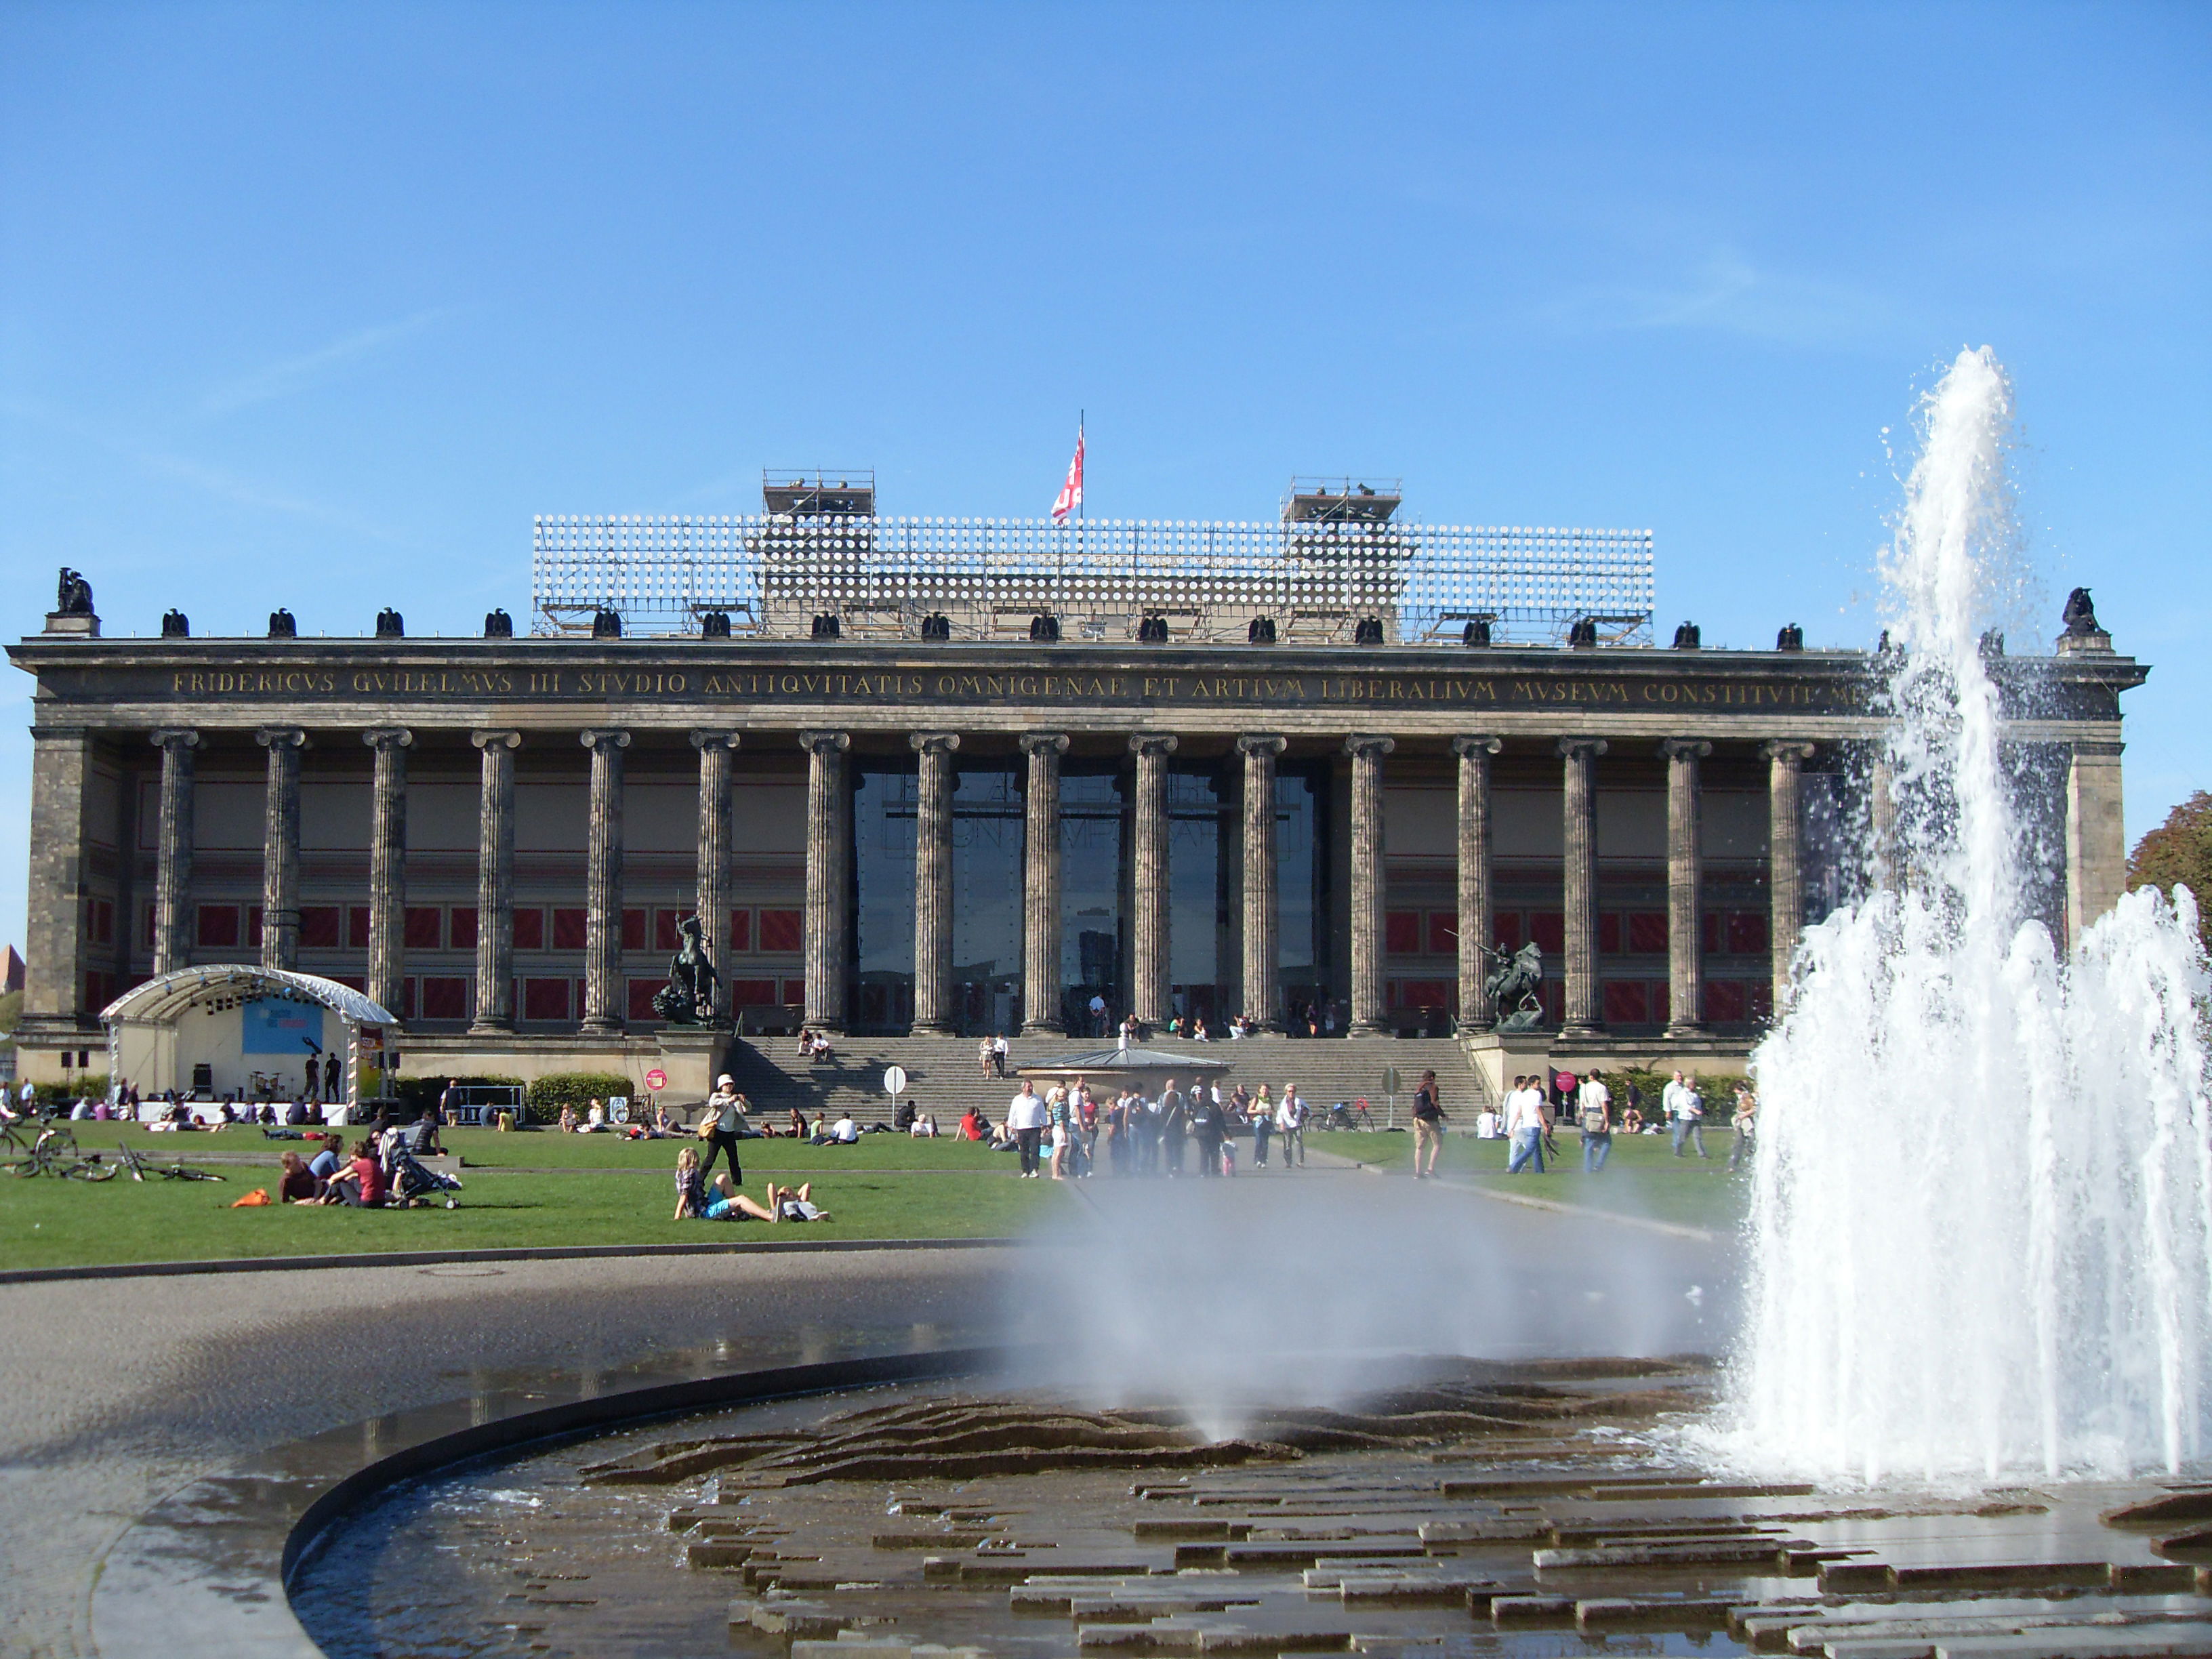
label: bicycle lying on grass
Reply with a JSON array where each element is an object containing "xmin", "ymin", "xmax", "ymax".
[{"xmin": 5, "ymin": 1134, "xmax": 225, "ymax": 1183}]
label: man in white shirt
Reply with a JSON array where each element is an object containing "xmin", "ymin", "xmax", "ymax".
[
  {"xmin": 1577, "ymin": 1070, "xmax": 1613, "ymax": 1172},
  {"xmin": 1504, "ymin": 1074, "xmax": 1547, "ymax": 1174},
  {"xmin": 830, "ymin": 1111, "xmax": 859, "ymax": 1144},
  {"xmin": 1007, "ymin": 1083, "xmax": 1048, "ymax": 1177},
  {"xmin": 1662, "ymin": 1069, "xmax": 1708, "ymax": 1159}
]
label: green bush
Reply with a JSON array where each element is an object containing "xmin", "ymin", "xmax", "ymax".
[
  {"xmin": 390, "ymin": 1073, "xmax": 525, "ymax": 1116},
  {"xmin": 525, "ymin": 1071, "xmax": 638, "ymax": 1122},
  {"xmin": 33, "ymin": 1075, "xmax": 110, "ymax": 1108}
]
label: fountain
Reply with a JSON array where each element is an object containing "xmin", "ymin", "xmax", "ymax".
[{"xmin": 1723, "ymin": 346, "xmax": 2212, "ymax": 1486}]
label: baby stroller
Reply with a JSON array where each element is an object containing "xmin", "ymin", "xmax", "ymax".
[{"xmin": 388, "ymin": 1146, "xmax": 464, "ymax": 1208}]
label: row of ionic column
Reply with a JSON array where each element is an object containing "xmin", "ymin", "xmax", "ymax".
[{"xmin": 141, "ymin": 724, "xmax": 1822, "ymax": 1036}]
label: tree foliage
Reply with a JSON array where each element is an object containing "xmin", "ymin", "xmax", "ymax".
[{"xmin": 2127, "ymin": 790, "xmax": 2212, "ymax": 948}]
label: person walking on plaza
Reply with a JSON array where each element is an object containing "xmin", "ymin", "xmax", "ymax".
[
  {"xmin": 699, "ymin": 1074, "xmax": 748, "ymax": 1183},
  {"xmin": 1189, "ymin": 1083, "xmax": 1225, "ymax": 1177},
  {"xmin": 1250, "ymin": 1084, "xmax": 1273, "ymax": 1167},
  {"xmin": 1411, "ymin": 1069, "xmax": 1446, "ymax": 1179},
  {"xmin": 1577, "ymin": 1069, "xmax": 1613, "ymax": 1172},
  {"xmin": 1729, "ymin": 1082, "xmax": 1758, "ymax": 1169},
  {"xmin": 1046, "ymin": 1086, "xmax": 1074, "ymax": 1181},
  {"xmin": 1276, "ymin": 1084, "xmax": 1307, "ymax": 1168},
  {"xmin": 1504, "ymin": 1075, "xmax": 1548, "ymax": 1174},
  {"xmin": 1007, "ymin": 1079, "xmax": 1048, "ymax": 1178},
  {"xmin": 1159, "ymin": 1078, "xmax": 1188, "ymax": 1177},
  {"xmin": 1663, "ymin": 1069, "xmax": 1708, "ymax": 1158}
]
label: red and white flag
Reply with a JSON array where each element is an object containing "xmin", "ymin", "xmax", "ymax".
[{"xmin": 1050, "ymin": 424, "xmax": 1085, "ymax": 523}]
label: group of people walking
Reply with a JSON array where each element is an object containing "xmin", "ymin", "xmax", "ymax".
[
  {"xmin": 995, "ymin": 1076, "xmax": 1312, "ymax": 1180},
  {"xmin": 1494, "ymin": 1067, "xmax": 1759, "ymax": 1174}
]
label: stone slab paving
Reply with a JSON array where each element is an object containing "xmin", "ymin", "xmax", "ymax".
[{"xmin": 0, "ymin": 1248, "xmax": 1012, "ymax": 1659}]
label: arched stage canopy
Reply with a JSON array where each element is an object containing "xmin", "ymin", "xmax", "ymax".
[
  {"xmin": 101, "ymin": 965, "xmax": 397, "ymax": 1029},
  {"xmin": 99, "ymin": 964, "xmax": 398, "ymax": 1112}
]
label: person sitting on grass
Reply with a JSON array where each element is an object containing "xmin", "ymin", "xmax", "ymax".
[
  {"xmin": 319, "ymin": 1139, "xmax": 388, "ymax": 1206},
  {"xmin": 810, "ymin": 1111, "xmax": 860, "ymax": 1146},
  {"xmin": 960, "ymin": 1105, "xmax": 986, "ymax": 1142},
  {"xmin": 909, "ymin": 1109, "xmax": 938, "ymax": 1139},
  {"xmin": 276, "ymin": 1149, "xmax": 319, "ymax": 1204},
  {"xmin": 557, "ymin": 1103, "xmax": 578, "ymax": 1133},
  {"xmin": 307, "ymin": 1132, "xmax": 345, "ymax": 1195},
  {"xmin": 672, "ymin": 1145, "xmax": 707, "ymax": 1218}
]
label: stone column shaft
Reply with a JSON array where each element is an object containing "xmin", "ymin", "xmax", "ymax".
[
  {"xmin": 1558, "ymin": 737, "xmax": 1607, "ymax": 1037},
  {"xmin": 800, "ymin": 731, "xmax": 851, "ymax": 1031},
  {"xmin": 151, "ymin": 729, "xmax": 200, "ymax": 976},
  {"xmin": 580, "ymin": 729, "xmax": 631, "ymax": 1034},
  {"xmin": 691, "ymin": 732, "xmax": 741, "ymax": 1024},
  {"xmin": 1869, "ymin": 749, "xmax": 1898, "ymax": 893},
  {"xmin": 1346, "ymin": 735, "xmax": 1395, "ymax": 1036},
  {"xmin": 2066, "ymin": 739, "xmax": 2127, "ymax": 949},
  {"xmin": 1453, "ymin": 736, "xmax": 1501, "ymax": 1029},
  {"xmin": 1661, "ymin": 739, "xmax": 1711, "ymax": 1036},
  {"xmin": 257, "ymin": 728, "xmax": 308, "ymax": 970},
  {"xmin": 1237, "ymin": 735, "xmax": 1286, "ymax": 1030},
  {"xmin": 1765, "ymin": 740, "xmax": 1816, "ymax": 1014},
  {"xmin": 1130, "ymin": 735, "xmax": 1177, "ymax": 1026},
  {"xmin": 470, "ymin": 730, "xmax": 521, "ymax": 1033},
  {"xmin": 25, "ymin": 727, "xmax": 94, "ymax": 1028},
  {"xmin": 1021, "ymin": 734, "xmax": 1069, "ymax": 1034},
  {"xmin": 363, "ymin": 729, "xmax": 411, "ymax": 1017},
  {"xmin": 910, "ymin": 732, "xmax": 960, "ymax": 1034}
]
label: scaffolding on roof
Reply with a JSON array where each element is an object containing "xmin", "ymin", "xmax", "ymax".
[{"xmin": 530, "ymin": 513, "xmax": 1656, "ymax": 647}]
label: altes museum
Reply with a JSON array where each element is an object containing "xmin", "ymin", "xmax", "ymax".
[{"xmin": 7, "ymin": 476, "xmax": 2148, "ymax": 1098}]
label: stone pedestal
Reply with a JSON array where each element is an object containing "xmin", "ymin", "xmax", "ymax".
[
  {"xmin": 654, "ymin": 1027, "xmax": 736, "ymax": 1107},
  {"xmin": 1462, "ymin": 1031, "xmax": 1560, "ymax": 1105}
]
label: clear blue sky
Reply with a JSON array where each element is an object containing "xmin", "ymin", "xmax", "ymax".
[{"xmin": 2, "ymin": 2, "xmax": 2205, "ymax": 953}]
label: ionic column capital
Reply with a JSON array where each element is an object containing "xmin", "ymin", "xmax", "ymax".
[
  {"xmin": 362, "ymin": 726, "xmax": 414, "ymax": 751},
  {"xmin": 1658, "ymin": 737, "xmax": 1713, "ymax": 762},
  {"xmin": 1344, "ymin": 735, "xmax": 1395, "ymax": 759},
  {"xmin": 579, "ymin": 728, "xmax": 632, "ymax": 752},
  {"xmin": 1761, "ymin": 739, "xmax": 1816, "ymax": 764},
  {"xmin": 1128, "ymin": 733, "xmax": 1178, "ymax": 757},
  {"xmin": 1021, "ymin": 732, "xmax": 1071, "ymax": 756},
  {"xmin": 1555, "ymin": 737, "xmax": 1609, "ymax": 760},
  {"xmin": 471, "ymin": 729, "xmax": 522, "ymax": 751},
  {"xmin": 255, "ymin": 726, "xmax": 308, "ymax": 750},
  {"xmin": 910, "ymin": 731, "xmax": 960, "ymax": 755},
  {"xmin": 798, "ymin": 729, "xmax": 851, "ymax": 754},
  {"xmin": 1236, "ymin": 733, "xmax": 1287, "ymax": 758},
  {"xmin": 1451, "ymin": 735, "xmax": 1502, "ymax": 760},
  {"xmin": 689, "ymin": 729, "xmax": 742, "ymax": 751},
  {"xmin": 150, "ymin": 728, "xmax": 201, "ymax": 752}
]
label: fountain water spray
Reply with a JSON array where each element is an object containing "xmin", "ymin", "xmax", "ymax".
[{"xmin": 1722, "ymin": 346, "xmax": 2212, "ymax": 1485}]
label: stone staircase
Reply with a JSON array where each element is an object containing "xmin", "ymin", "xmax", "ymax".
[{"xmin": 720, "ymin": 1032, "xmax": 1492, "ymax": 1129}]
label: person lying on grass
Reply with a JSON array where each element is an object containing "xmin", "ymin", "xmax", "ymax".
[{"xmin": 673, "ymin": 1148, "xmax": 829, "ymax": 1223}]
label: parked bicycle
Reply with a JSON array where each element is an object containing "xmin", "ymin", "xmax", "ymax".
[
  {"xmin": 86, "ymin": 1142, "xmax": 227, "ymax": 1183},
  {"xmin": 1319, "ymin": 1099, "xmax": 1378, "ymax": 1132}
]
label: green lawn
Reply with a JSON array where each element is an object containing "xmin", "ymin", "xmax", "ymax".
[
  {"xmin": 28, "ymin": 1123, "xmax": 1025, "ymax": 1172},
  {"xmin": 0, "ymin": 1160, "xmax": 1069, "ymax": 1271},
  {"xmin": 1310, "ymin": 1124, "xmax": 1751, "ymax": 1233}
]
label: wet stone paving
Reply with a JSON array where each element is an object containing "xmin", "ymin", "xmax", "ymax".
[{"xmin": 293, "ymin": 1359, "xmax": 2212, "ymax": 1659}]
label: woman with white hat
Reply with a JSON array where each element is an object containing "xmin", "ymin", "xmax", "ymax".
[{"xmin": 700, "ymin": 1073, "xmax": 749, "ymax": 1183}]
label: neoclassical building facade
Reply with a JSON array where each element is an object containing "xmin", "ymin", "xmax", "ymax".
[{"xmin": 9, "ymin": 609, "xmax": 2145, "ymax": 1091}]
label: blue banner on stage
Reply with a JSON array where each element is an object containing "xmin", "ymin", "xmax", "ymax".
[{"xmin": 241, "ymin": 998, "xmax": 324, "ymax": 1055}]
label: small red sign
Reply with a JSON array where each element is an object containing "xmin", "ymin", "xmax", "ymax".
[{"xmin": 644, "ymin": 1068, "xmax": 668, "ymax": 1092}]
